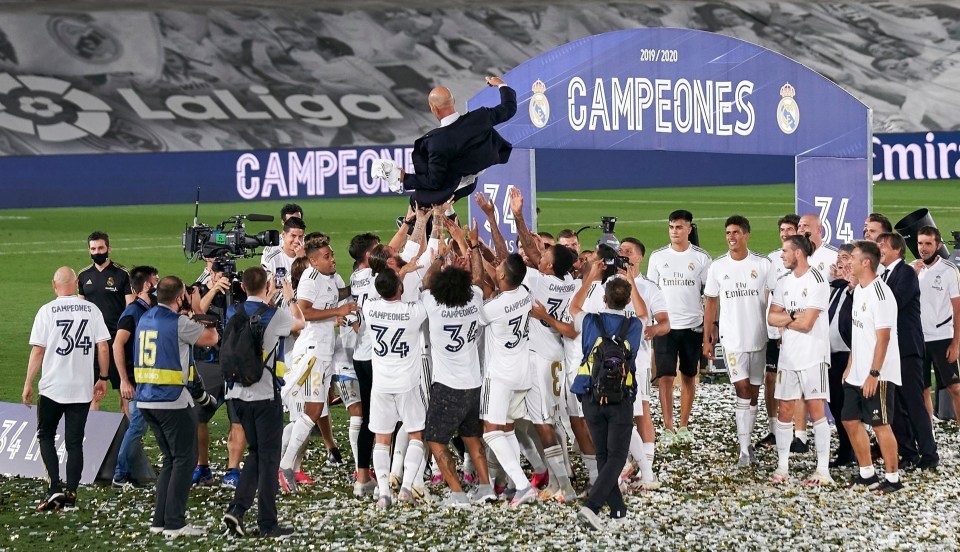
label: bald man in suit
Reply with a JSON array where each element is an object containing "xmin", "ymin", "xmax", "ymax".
[{"xmin": 376, "ymin": 76, "xmax": 517, "ymax": 209}]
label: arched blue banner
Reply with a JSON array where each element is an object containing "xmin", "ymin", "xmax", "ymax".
[{"xmin": 468, "ymin": 28, "xmax": 872, "ymax": 248}]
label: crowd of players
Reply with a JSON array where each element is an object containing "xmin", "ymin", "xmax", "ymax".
[{"xmin": 23, "ymin": 194, "xmax": 960, "ymax": 536}]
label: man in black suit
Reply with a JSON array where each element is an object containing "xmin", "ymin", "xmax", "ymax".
[
  {"xmin": 382, "ymin": 76, "xmax": 516, "ymax": 208},
  {"xmin": 877, "ymin": 232, "xmax": 939, "ymax": 470}
]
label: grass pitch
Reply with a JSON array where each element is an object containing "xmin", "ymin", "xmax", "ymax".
[{"xmin": 1, "ymin": 180, "xmax": 959, "ymax": 549}]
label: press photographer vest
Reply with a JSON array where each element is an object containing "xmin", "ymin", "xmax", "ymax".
[{"xmin": 134, "ymin": 306, "xmax": 195, "ymax": 403}]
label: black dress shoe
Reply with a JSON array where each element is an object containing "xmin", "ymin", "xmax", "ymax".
[
  {"xmin": 829, "ymin": 456, "xmax": 855, "ymax": 469},
  {"xmin": 789, "ymin": 437, "xmax": 809, "ymax": 453},
  {"xmin": 901, "ymin": 456, "xmax": 921, "ymax": 472},
  {"xmin": 917, "ymin": 454, "xmax": 940, "ymax": 471}
]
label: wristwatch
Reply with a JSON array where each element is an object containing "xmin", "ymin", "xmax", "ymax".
[
  {"xmin": 789, "ymin": 311, "xmax": 797, "ymax": 321},
  {"xmin": 869, "ymin": 369, "xmax": 881, "ymax": 378},
  {"xmin": 98, "ymin": 374, "xmax": 110, "ymax": 381}
]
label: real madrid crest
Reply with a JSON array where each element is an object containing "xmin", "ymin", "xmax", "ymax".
[
  {"xmin": 777, "ymin": 83, "xmax": 799, "ymax": 135},
  {"xmin": 106, "ymin": 276, "xmax": 114, "ymax": 287},
  {"xmin": 529, "ymin": 79, "xmax": 549, "ymax": 129},
  {"xmin": 750, "ymin": 269, "xmax": 758, "ymax": 279},
  {"xmin": 802, "ymin": 288, "xmax": 808, "ymax": 297},
  {"xmin": 688, "ymin": 262, "xmax": 695, "ymax": 271}
]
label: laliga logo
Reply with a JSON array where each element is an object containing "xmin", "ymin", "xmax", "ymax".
[
  {"xmin": 529, "ymin": 79, "xmax": 549, "ymax": 129},
  {"xmin": 0, "ymin": 73, "xmax": 110, "ymax": 142},
  {"xmin": 777, "ymin": 83, "xmax": 799, "ymax": 135}
]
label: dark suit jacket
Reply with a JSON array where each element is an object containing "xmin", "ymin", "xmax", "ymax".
[
  {"xmin": 402, "ymin": 85, "xmax": 517, "ymax": 200},
  {"xmin": 884, "ymin": 260, "xmax": 925, "ymax": 358}
]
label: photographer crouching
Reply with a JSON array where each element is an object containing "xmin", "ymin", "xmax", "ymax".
[{"xmin": 134, "ymin": 276, "xmax": 218, "ymax": 537}]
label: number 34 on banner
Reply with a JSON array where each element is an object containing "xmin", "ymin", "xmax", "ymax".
[{"xmin": 815, "ymin": 196, "xmax": 854, "ymax": 244}]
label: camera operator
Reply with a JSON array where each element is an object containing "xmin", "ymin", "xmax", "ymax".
[
  {"xmin": 223, "ymin": 267, "xmax": 304, "ymax": 538},
  {"xmin": 188, "ymin": 261, "xmax": 247, "ymax": 488},
  {"xmin": 135, "ymin": 276, "xmax": 218, "ymax": 537}
]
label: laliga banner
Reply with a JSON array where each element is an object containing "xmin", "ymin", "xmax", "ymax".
[
  {"xmin": 469, "ymin": 28, "xmax": 871, "ymax": 248},
  {"xmin": 2, "ymin": 146, "xmax": 408, "ymax": 207}
]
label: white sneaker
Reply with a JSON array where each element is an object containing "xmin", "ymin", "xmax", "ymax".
[
  {"xmin": 637, "ymin": 478, "xmax": 662, "ymax": 491},
  {"xmin": 469, "ymin": 484, "xmax": 497, "ymax": 504},
  {"xmin": 577, "ymin": 506, "xmax": 604, "ymax": 532},
  {"xmin": 353, "ymin": 479, "xmax": 377, "ymax": 497},
  {"xmin": 148, "ymin": 525, "xmax": 164, "ymax": 534},
  {"xmin": 510, "ymin": 485, "xmax": 538, "ymax": 506},
  {"xmin": 802, "ymin": 469, "xmax": 835, "ymax": 486},
  {"xmin": 771, "ymin": 468, "xmax": 789, "ymax": 484},
  {"xmin": 441, "ymin": 492, "xmax": 471, "ymax": 508},
  {"xmin": 163, "ymin": 524, "xmax": 204, "ymax": 538}
]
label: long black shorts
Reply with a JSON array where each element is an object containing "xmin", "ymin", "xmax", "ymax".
[
  {"xmin": 653, "ymin": 328, "xmax": 701, "ymax": 378},
  {"xmin": 424, "ymin": 382, "xmax": 481, "ymax": 444},
  {"xmin": 925, "ymin": 338, "xmax": 960, "ymax": 390},
  {"xmin": 841, "ymin": 382, "xmax": 896, "ymax": 426}
]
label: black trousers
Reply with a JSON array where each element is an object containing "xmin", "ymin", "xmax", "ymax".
[
  {"xmin": 581, "ymin": 397, "xmax": 633, "ymax": 515},
  {"xmin": 230, "ymin": 399, "xmax": 283, "ymax": 532},
  {"xmin": 828, "ymin": 351, "xmax": 853, "ymax": 460},
  {"xmin": 354, "ymin": 359, "xmax": 375, "ymax": 470},
  {"xmin": 142, "ymin": 407, "xmax": 198, "ymax": 530},
  {"xmin": 891, "ymin": 354, "xmax": 938, "ymax": 461},
  {"xmin": 37, "ymin": 395, "xmax": 89, "ymax": 493}
]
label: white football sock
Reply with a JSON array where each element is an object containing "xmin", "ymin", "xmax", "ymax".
[
  {"xmin": 582, "ymin": 454, "xmax": 598, "ymax": 486},
  {"xmin": 401, "ymin": 440, "xmax": 425, "ymax": 490},
  {"xmin": 373, "ymin": 443, "xmax": 391, "ymax": 498},
  {"xmin": 628, "ymin": 430, "xmax": 644, "ymax": 466},
  {"xmin": 642, "ymin": 442, "xmax": 656, "ymax": 480},
  {"xmin": 768, "ymin": 416, "xmax": 777, "ymax": 434},
  {"xmin": 735, "ymin": 398, "xmax": 752, "ymax": 456},
  {"xmin": 484, "ymin": 431, "xmax": 528, "ymax": 491},
  {"xmin": 554, "ymin": 421, "xmax": 573, "ymax": 477},
  {"xmin": 775, "ymin": 420, "xmax": 793, "ymax": 471},
  {"xmin": 746, "ymin": 405, "xmax": 758, "ymax": 444},
  {"xmin": 812, "ymin": 417, "xmax": 830, "ymax": 472},
  {"xmin": 544, "ymin": 445, "xmax": 573, "ymax": 492},
  {"xmin": 391, "ymin": 429, "xmax": 409, "ymax": 478},
  {"xmin": 514, "ymin": 423, "xmax": 547, "ymax": 474},
  {"xmin": 348, "ymin": 416, "xmax": 362, "ymax": 471},
  {"xmin": 280, "ymin": 414, "xmax": 314, "ymax": 471}
]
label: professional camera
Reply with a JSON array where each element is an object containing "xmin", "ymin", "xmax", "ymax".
[
  {"xmin": 577, "ymin": 216, "xmax": 620, "ymax": 250},
  {"xmin": 182, "ymin": 188, "xmax": 279, "ymax": 261},
  {"xmin": 183, "ymin": 214, "xmax": 279, "ymax": 260},
  {"xmin": 189, "ymin": 371, "xmax": 218, "ymax": 413}
]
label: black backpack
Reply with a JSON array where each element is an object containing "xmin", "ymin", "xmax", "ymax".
[
  {"xmin": 589, "ymin": 316, "xmax": 634, "ymax": 405},
  {"xmin": 221, "ymin": 302, "xmax": 275, "ymax": 386}
]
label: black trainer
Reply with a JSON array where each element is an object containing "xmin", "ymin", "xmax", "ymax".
[
  {"xmin": 847, "ymin": 473, "xmax": 880, "ymax": 490},
  {"xmin": 223, "ymin": 507, "xmax": 245, "ymax": 536},
  {"xmin": 756, "ymin": 433, "xmax": 776, "ymax": 448},
  {"xmin": 874, "ymin": 479, "xmax": 904, "ymax": 494},
  {"xmin": 63, "ymin": 491, "xmax": 77, "ymax": 510},
  {"xmin": 326, "ymin": 447, "xmax": 343, "ymax": 466},
  {"xmin": 790, "ymin": 437, "xmax": 809, "ymax": 453},
  {"xmin": 261, "ymin": 526, "xmax": 295, "ymax": 539},
  {"xmin": 916, "ymin": 455, "xmax": 940, "ymax": 471},
  {"xmin": 37, "ymin": 490, "xmax": 65, "ymax": 511}
]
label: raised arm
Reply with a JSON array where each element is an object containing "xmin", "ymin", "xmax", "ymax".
[
  {"xmin": 509, "ymin": 187, "xmax": 541, "ymax": 268},
  {"xmin": 475, "ymin": 191, "xmax": 509, "ymax": 261}
]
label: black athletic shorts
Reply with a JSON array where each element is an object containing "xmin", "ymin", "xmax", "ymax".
[
  {"xmin": 841, "ymin": 381, "xmax": 896, "ymax": 426},
  {"xmin": 925, "ymin": 338, "xmax": 960, "ymax": 390},
  {"xmin": 424, "ymin": 382, "xmax": 481, "ymax": 444},
  {"xmin": 653, "ymin": 328, "xmax": 702, "ymax": 378},
  {"xmin": 765, "ymin": 338, "xmax": 781, "ymax": 373},
  {"xmin": 93, "ymin": 336, "xmax": 122, "ymax": 389}
]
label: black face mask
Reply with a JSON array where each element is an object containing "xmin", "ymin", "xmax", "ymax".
[
  {"xmin": 923, "ymin": 254, "xmax": 940, "ymax": 266},
  {"xmin": 178, "ymin": 294, "xmax": 191, "ymax": 313},
  {"xmin": 91, "ymin": 252, "xmax": 109, "ymax": 265}
]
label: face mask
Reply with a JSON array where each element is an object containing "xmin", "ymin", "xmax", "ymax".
[
  {"xmin": 91, "ymin": 252, "xmax": 109, "ymax": 265},
  {"xmin": 923, "ymin": 254, "xmax": 940, "ymax": 266}
]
